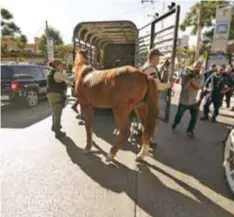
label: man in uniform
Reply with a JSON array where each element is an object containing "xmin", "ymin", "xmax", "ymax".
[{"xmin": 47, "ymin": 59, "xmax": 72, "ymax": 139}]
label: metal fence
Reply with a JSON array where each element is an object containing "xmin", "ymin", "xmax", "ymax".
[{"xmin": 135, "ymin": 5, "xmax": 180, "ymax": 122}]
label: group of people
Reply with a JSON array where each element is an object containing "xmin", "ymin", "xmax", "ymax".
[
  {"xmin": 199, "ymin": 64, "xmax": 234, "ymax": 120},
  {"xmin": 45, "ymin": 49, "xmax": 233, "ymax": 142},
  {"xmin": 173, "ymin": 61, "xmax": 234, "ymax": 139}
]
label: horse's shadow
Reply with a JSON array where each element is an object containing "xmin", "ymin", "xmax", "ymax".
[
  {"xmin": 91, "ymin": 108, "xmax": 139, "ymax": 154},
  {"xmin": 59, "ymin": 136, "xmax": 234, "ymax": 217}
]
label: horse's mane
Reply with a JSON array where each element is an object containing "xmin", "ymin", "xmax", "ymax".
[{"xmin": 103, "ymin": 65, "xmax": 143, "ymax": 81}]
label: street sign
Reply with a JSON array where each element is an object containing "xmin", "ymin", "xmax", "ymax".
[
  {"xmin": 206, "ymin": 52, "xmax": 231, "ymax": 70},
  {"xmin": 212, "ymin": 7, "xmax": 232, "ymax": 53},
  {"xmin": 47, "ymin": 37, "xmax": 54, "ymax": 62},
  {"xmin": 179, "ymin": 35, "xmax": 189, "ymax": 48}
]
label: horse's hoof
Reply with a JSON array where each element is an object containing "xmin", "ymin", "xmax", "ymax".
[
  {"xmin": 106, "ymin": 152, "xmax": 114, "ymax": 162},
  {"xmin": 135, "ymin": 154, "xmax": 144, "ymax": 162},
  {"xmin": 136, "ymin": 146, "xmax": 149, "ymax": 161}
]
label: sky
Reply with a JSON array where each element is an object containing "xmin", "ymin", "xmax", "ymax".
[{"xmin": 1, "ymin": 0, "xmax": 199, "ymax": 45}]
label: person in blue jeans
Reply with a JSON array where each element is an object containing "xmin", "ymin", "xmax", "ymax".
[
  {"xmin": 172, "ymin": 60, "xmax": 203, "ymax": 139},
  {"xmin": 200, "ymin": 64, "xmax": 233, "ymax": 122},
  {"xmin": 198, "ymin": 64, "xmax": 217, "ymax": 106}
]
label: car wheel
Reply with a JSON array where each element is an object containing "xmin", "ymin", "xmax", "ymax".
[
  {"xmin": 223, "ymin": 127, "xmax": 234, "ymax": 196},
  {"xmin": 26, "ymin": 90, "xmax": 39, "ymax": 107}
]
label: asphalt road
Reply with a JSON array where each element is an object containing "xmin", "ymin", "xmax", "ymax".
[{"xmin": 1, "ymin": 85, "xmax": 234, "ymax": 217}]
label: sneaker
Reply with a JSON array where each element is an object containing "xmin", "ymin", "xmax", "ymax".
[
  {"xmin": 187, "ymin": 131, "xmax": 195, "ymax": 139},
  {"xmin": 200, "ymin": 116, "xmax": 209, "ymax": 121},
  {"xmin": 55, "ymin": 131, "xmax": 66, "ymax": 139}
]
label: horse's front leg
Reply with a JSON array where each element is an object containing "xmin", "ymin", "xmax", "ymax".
[
  {"xmin": 107, "ymin": 108, "xmax": 130, "ymax": 161},
  {"xmin": 80, "ymin": 104, "xmax": 94, "ymax": 152}
]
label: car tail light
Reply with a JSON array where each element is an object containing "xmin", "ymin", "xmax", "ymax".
[{"xmin": 11, "ymin": 80, "xmax": 19, "ymax": 92}]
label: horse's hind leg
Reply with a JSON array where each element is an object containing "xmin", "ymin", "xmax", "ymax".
[
  {"xmin": 107, "ymin": 107, "xmax": 130, "ymax": 161},
  {"xmin": 80, "ymin": 104, "xmax": 94, "ymax": 152},
  {"xmin": 135, "ymin": 105, "xmax": 152, "ymax": 161}
]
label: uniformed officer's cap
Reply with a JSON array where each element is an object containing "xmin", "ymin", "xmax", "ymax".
[{"xmin": 49, "ymin": 59, "xmax": 64, "ymax": 68}]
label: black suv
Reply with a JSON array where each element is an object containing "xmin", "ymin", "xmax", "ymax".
[{"xmin": 1, "ymin": 63, "xmax": 49, "ymax": 107}]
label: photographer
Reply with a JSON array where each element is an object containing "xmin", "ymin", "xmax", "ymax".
[{"xmin": 172, "ymin": 60, "xmax": 203, "ymax": 139}]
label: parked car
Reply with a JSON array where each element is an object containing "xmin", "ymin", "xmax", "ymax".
[
  {"xmin": 1, "ymin": 63, "xmax": 49, "ymax": 107},
  {"xmin": 223, "ymin": 124, "xmax": 234, "ymax": 196}
]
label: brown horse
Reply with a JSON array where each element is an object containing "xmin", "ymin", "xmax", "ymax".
[{"xmin": 73, "ymin": 48, "xmax": 160, "ymax": 161}]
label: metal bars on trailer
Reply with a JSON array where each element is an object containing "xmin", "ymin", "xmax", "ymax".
[{"xmin": 135, "ymin": 5, "xmax": 180, "ymax": 123}]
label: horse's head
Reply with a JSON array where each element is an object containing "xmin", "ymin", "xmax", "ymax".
[
  {"xmin": 73, "ymin": 48, "xmax": 89, "ymax": 75},
  {"xmin": 75, "ymin": 48, "xmax": 88, "ymax": 65}
]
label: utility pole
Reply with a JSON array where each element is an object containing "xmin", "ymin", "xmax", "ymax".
[
  {"xmin": 45, "ymin": 20, "xmax": 49, "ymax": 62},
  {"xmin": 45, "ymin": 20, "xmax": 54, "ymax": 63},
  {"xmin": 195, "ymin": 2, "xmax": 203, "ymax": 61}
]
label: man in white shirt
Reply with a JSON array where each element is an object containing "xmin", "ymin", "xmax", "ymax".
[{"xmin": 132, "ymin": 48, "xmax": 171, "ymax": 147}]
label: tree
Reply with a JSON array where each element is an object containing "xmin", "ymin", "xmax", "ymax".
[
  {"xmin": 38, "ymin": 27, "xmax": 64, "ymax": 55},
  {"xmin": 176, "ymin": 46, "xmax": 196, "ymax": 65},
  {"xmin": 17, "ymin": 34, "xmax": 28, "ymax": 51},
  {"xmin": 180, "ymin": 1, "xmax": 234, "ymax": 59},
  {"xmin": 1, "ymin": 8, "xmax": 21, "ymax": 36},
  {"xmin": 180, "ymin": 1, "xmax": 234, "ymax": 39},
  {"xmin": 55, "ymin": 44, "xmax": 73, "ymax": 60}
]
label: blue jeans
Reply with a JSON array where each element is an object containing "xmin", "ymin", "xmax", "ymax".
[{"xmin": 173, "ymin": 103, "xmax": 199, "ymax": 132}]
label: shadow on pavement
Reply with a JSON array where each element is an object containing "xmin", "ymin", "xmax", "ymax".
[
  {"xmin": 90, "ymin": 104, "xmax": 234, "ymax": 204},
  {"xmin": 1, "ymin": 100, "xmax": 52, "ymax": 129},
  {"xmin": 156, "ymin": 103, "xmax": 234, "ymax": 201},
  {"xmin": 60, "ymin": 136, "xmax": 234, "ymax": 217},
  {"xmin": 92, "ymin": 108, "xmax": 139, "ymax": 154}
]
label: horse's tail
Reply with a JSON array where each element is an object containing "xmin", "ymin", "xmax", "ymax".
[{"xmin": 146, "ymin": 77, "xmax": 160, "ymax": 138}]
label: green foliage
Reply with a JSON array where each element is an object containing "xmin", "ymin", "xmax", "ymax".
[
  {"xmin": 38, "ymin": 27, "xmax": 64, "ymax": 55},
  {"xmin": 180, "ymin": 1, "xmax": 233, "ymax": 38},
  {"xmin": 176, "ymin": 46, "xmax": 196, "ymax": 65},
  {"xmin": 55, "ymin": 44, "xmax": 73, "ymax": 60},
  {"xmin": 17, "ymin": 34, "xmax": 28, "ymax": 50},
  {"xmin": 1, "ymin": 44, "xmax": 8, "ymax": 55},
  {"xmin": 1, "ymin": 8, "xmax": 21, "ymax": 36},
  {"xmin": 1, "ymin": 8, "xmax": 13, "ymax": 20},
  {"xmin": 1, "ymin": 8, "xmax": 28, "ymax": 56}
]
